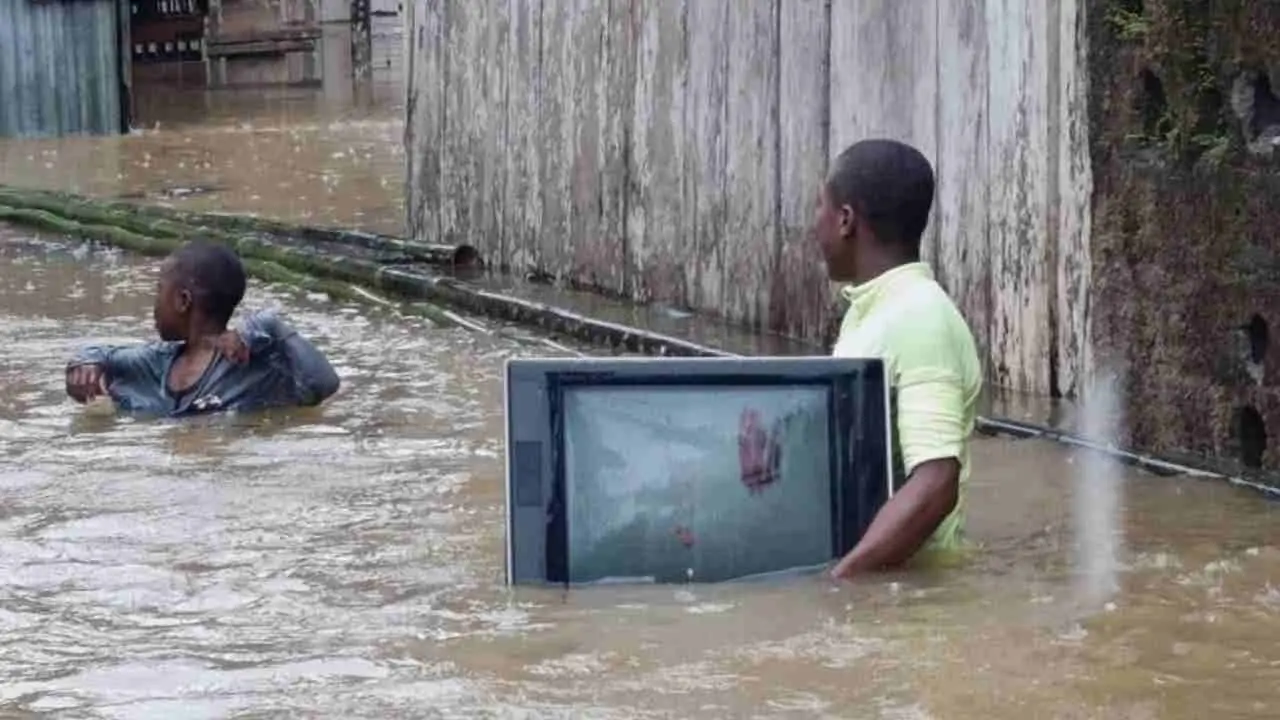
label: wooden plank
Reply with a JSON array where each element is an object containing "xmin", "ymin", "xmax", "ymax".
[
  {"xmin": 936, "ymin": 0, "xmax": 992, "ymax": 374},
  {"xmin": 503, "ymin": 0, "xmax": 543, "ymax": 274},
  {"xmin": 1054, "ymin": 0, "xmax": 1093, "ymax": 398},
  {"xmin": 538, "ymin": 0, "xmax": 573, "ymax": 279},
  {"xmin": 437, "ymin": 0, "xmax": 505, "ymax": 263},
  {"xmin": 774, "ymin": 0, "xmax": 833, "ymax": 342},
  {"xmin": 403, "ymin": 0, "xmax": 443, "ymax": 245},
  {"xmin": 684, "ymin": 0, "xmax": 730, "ymax": 313},
  {"xmin": 828, "ymin": 0, "xmax": 940, "ymax": 262},
  {"xmin": 627, "ymin": 0, "xmax": 689, "ymax": 305},
  {"xmin": 439, "ymin": 0, "xmax": 488, "ymax": 250},
  {"xmin": 207, "ymin": 26, "xmax": 322, "ymax": 44},
  {"xmin": 593, "ymin": 0, "xmax": 637, "ymax": 295},
  {"xmin": 721, "ymin": 0, "xmax": 780, "ymax": 329},
  {"xmin": 205, "ymin": 39, "xmax": 316, "ymax": 57},
  {"xmin": 986, "ymin": 0, "xmax": 1052, "ymax": 394},
  {"xmin": 478, "ymin": 0, "xmax": 510, "ymax": 268},
  {"xmin": 540, "ymin": 0, "xmax": 615, "ymax": 285}
]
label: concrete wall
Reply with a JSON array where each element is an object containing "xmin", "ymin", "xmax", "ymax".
[
  {"xmin": 1086, "ymin": 0, "xmax": 1280, "ymax": 474},
  {"xmin": 405, "ymin": 0, "xmax": 1091, "ymax": 397}
]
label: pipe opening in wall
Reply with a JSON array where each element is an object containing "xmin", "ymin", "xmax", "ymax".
[
  {"xmin": 1235, "ymin": 406, "xmax": 1267, "ymax": 469},
  {"xmin": 1248, "ymin": 72, "xmax": 1280, "ymax": 138},
  {"xmin": 1246, "ymin": 314, "xmax": 1270, "ymax": 365},
  {"xmin": 1231, "ymin": 70, "xmax": 1280, "ymax": 148},
  {"xmin": 1136, "ymin": 69, "xmax": 1170, "ymax": 140}
]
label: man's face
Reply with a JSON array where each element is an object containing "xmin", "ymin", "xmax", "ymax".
[
  {"xmin": 814, "ymin": 184, "xmax": 856, "ymax": 282},
  {"xmin": 152, "ymin": 260, "xmax": 191, "ymax": 342}
]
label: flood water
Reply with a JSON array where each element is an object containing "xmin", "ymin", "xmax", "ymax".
[
  {"xmin": 2, "ymin": 74, "xmax": 1280, "ymax": 719},
  {"xmin": 4, "ymin": 225, "xmax": 1280, "ymax": 719},
  {"xmin": 0, "ymin": 82, "xmax": 405, "ymax": 237}
]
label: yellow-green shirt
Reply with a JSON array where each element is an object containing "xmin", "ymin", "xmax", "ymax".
[{"xmin": 831, "ymin": 262, "xmax": 982, "ymax": 550}]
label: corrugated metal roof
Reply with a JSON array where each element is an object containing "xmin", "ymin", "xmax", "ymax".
[{"xmin": 0, "ymin": 0, "xmax": 125, "ymax": 138}]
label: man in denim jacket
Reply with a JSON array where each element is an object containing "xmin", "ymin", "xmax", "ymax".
[{"xmin": 65, "ymin": 241, "xmax": 340, "ymax": 417}]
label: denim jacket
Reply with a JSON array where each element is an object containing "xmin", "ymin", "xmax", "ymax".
[{"xmin": 67, "ymin": 309, "xmax": 341, "ymax": 417}]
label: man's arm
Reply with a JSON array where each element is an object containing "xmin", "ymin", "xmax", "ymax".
[
  {"xmin": 831, "ymin": 369, "xmax": 968, "ymax": 579},
  {"xmin": 65, "ymin": 344, "xmax": 166, "ymax": 403},
  {"xmin": 830, "ymin": 457, "xmax": 959, "ymax": 577},
  {"xmin": 238, "ymin": 309, "xmax": 341, "ymax": 405}
]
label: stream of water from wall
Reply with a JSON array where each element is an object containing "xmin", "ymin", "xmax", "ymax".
[{"xmin": 1073, "ymin": 372, "xmax": 1124, "ymax": 609}]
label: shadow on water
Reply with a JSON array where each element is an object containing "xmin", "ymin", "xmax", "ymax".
[{"xmin": 3, "ymin": 224, "xmax": 1280, "ymax": 718}]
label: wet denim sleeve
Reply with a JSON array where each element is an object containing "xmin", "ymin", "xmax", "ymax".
[
  {"xmin": 238, "ymin": 309, "xmax": 341, "ymax": 406},
  {"xmin": 67, "ymin": 344, "xmax": 166, "ymax": 387}
]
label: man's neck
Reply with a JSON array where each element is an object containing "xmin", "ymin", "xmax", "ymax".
[
  {"xmin": 178, "ymin": 321, "xmax": 227, "ymax": 352},
  {"xmin": 853, "ymin": 254, "xmax": 918, "ymax": 285}
]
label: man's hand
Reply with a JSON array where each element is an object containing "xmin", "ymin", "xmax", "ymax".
[
  {"xmin": 207, "ymin": 330, "xmax": 249, "ymax": 364},
  {"xmin": 66, "ymin": 364, "xmax": 107, "ymax": 403}
]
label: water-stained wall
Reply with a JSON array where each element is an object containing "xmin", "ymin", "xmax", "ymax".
[
  {"xmin": 1087, "ymin": 0, "xmax": 1280, "ymax": 474},
  {"xmin": 404, "ymin": 0, "xmax": 1091, "ymax": 397}
]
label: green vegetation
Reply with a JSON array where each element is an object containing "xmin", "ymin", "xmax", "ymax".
[
  {"xmin": 1106, "ymin": 6, "xmax": 1150, "ymax": 40},
  {"xmin": 1111, "ymin": 0, "xmax": 1237, "ymax": 165}
]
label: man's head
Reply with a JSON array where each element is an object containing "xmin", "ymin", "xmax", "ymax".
[
  {"xmin": 814, "ymin": 139, "xmax": 936, "ymax": 283},
  {"xmin": 153, "ymin": 241, "xmax": 247, "ymax": 342}
]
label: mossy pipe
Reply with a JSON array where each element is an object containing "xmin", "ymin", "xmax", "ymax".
[
  {"xmin": 0, "ymin": 206, "xmax": 181, "ymax": 256},
  {"xmin": 0, "ymin": 185, "xmax": 480, "ymax": 268},
  {"xmin": 0, "ymin": 204, "xmax": 456, "ymax": 327}
]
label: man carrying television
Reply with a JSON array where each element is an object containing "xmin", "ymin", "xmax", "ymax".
[{"xmin": 813, "ymin": 139, "xmax": 983, "ymax": 580}]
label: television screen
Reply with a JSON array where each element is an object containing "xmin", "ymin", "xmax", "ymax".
[
  {"xmin": 504, "ymin": 356, "xmax": 892, "ymax": 587},
  {"xmin": 562, "ymin": 384, "xmax": 834, "ymax": 584}
]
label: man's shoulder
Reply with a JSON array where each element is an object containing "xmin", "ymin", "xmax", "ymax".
[
  {"xmin": 882, "ymin": 280, "xmax": 981, "ymax": 381},
  {"xmin": 886, "ymin": 278, "xmax": 974, "ymax": 339}
]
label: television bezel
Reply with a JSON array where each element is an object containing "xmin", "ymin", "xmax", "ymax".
[{"xmin": 503, "ymin": 355, "xmax": 894, "ymax": 586}]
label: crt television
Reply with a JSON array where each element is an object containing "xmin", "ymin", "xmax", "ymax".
[{"xmin": 504, "ymin": 356, "xmax": 895, "ymax": 586}]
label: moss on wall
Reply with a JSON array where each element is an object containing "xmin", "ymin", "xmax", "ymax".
[{"xmin": 1089, "ymin": 0, "xmax": 1280, "ymax": 480}]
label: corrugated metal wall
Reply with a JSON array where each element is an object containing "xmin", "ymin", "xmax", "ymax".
[{"xmin": 0, "ymin": 0, "xmax": 126, "ymax": 138}]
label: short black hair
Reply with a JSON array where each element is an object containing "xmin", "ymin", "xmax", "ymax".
[
  {"xmin": 167, "ymin": 241, "xmax": 247, "ymax": 326},
  {"xmin": 826, "ymin": 139, "xmax": 935, "ymax": 258}
]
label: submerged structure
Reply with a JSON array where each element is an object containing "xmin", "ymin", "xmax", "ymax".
[{"xmin": 403, "ymin": 0, "xmax": 1280, "ymax": 477}]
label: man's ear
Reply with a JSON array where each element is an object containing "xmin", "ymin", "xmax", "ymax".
[
  {"xmin": 177, "ymin": 288, "xmax": 193, "ymax": 313},
  {"xmin": 837, "ymin": 203, "xmax": 857, "ymax": 239}
]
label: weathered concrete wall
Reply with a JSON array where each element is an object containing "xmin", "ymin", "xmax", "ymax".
[
  {"xmin": 1087, "ymin": 0, "xmax": 1280, "ymax": 473},
  {"xmin": 405, "ymin": 0, "xmax": 1091, "ymax": 397}
]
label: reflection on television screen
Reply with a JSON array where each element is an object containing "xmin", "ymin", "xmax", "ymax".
[{"xmin": 563, "ymin": 385, "xmax": 833, "ymax": 584}]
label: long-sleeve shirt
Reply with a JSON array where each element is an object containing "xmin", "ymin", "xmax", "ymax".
[{"xmin": 67, "ymin": 309, "xmax": 341, "ymax": 417}]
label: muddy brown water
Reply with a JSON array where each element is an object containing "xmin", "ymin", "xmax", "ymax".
[
  {"xmin": 4, "ymin": 224, "xmax": 1280, "ymax": 719},
  {"xmin": 0, "ymin": 82, "xmax": 406, "ymax": 238},
  {"xmin": 2, "ymin": 80, "xmax": 1280, "ymax": 719}
]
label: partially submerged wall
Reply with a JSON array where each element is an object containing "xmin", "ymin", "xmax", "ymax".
[
  {"xmin": 207, "ymin": 0, "xmax": 321, "ymax": 86},
  {"xmin": 1087, "ymin": 0, "xmax": 1280, "ymax": 473},
  {"xmin": 405, "ymin": 0, "xmax": 1091, "ymax": 397}
]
